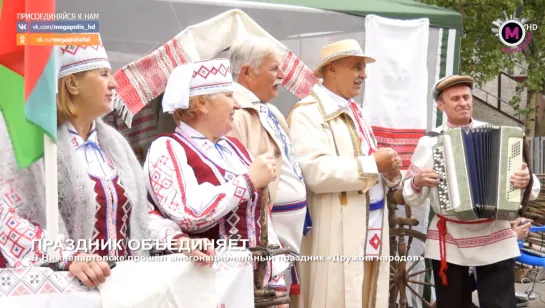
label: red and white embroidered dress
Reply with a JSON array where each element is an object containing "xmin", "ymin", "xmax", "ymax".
[
  {"xmin": 0, "ymin": 122, "xmax": 132, "ymax": 269},
  {"xmin": 403, "ymin": 118, "xmax": 541, "ymax": 283},
  {"xmin": 145, "ymin": 122, "xmax": 287, "ymax": 290}
]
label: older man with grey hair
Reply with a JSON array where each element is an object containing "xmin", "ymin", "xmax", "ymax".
[{"xmin": 228, "ymin": 36, "xmax": 311, "ymax": 297}]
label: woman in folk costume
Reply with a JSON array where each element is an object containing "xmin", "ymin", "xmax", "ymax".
[
  {"xmin": 144, "ymin": 59, "xmax": 290, "ymax": 295},
  {"xmin": 287, "ymin": 39, "xmax": 402, "ymax": 308},
  {"xmin": 0, "ymin": 36, "xmax": 151, "ymax": 288}
]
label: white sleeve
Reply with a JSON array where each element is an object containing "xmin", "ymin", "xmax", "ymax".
[
  {"xmin": 145, "ymin": 137, "xmax": 255, "ymax": 234},
  {"xmin": 530, "ymin": 173, "xmax": 541, "ymax": 201},
  {"xmin": 402, "ymin": 137, "xmax": 434, "ymax": 206},
  {"xmin": 1, "ymin": 178, "xmax": 77, "ymax": 269},
  {"xmin": 147, "ymin": 199, "xmax": 187, "ymax": 252}
]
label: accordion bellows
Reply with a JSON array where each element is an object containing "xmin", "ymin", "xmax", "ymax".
[{"xmin": 432, "ymin": 125, "xmax": 525, "ymax": 221}]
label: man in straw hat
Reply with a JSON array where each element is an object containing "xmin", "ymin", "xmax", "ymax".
[
  {"xmin": 401, "ymin": 74, "xmax": 541, "ymax": 308},
  {"xmin": 228, "ymin": 36, "xmax": 312, "ymax": 296},
  {"xmin": 287, "ymin": 39, "xmax": 402, "ymax": 308}
]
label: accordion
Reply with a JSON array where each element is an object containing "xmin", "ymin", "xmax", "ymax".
[{"xmin": 432, "ymin": 125, "xmax": 526, "ymax": 221}]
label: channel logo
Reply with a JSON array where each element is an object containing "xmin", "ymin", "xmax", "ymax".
[{"xmin": 491, "ymin": 7, "xmax": 538, "ymax": 48}]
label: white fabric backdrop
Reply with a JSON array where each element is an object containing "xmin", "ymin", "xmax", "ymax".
[
  {"xmin": 362, "ymin": 15, "xmax": 433, "ymax": 307},
  {"xmin": 362, "ymin": 14, "xmax": 429, "ymax": 131},
  {"xmin": 0, "ymin": 250, "xmax": 255, "ymax": 308}
]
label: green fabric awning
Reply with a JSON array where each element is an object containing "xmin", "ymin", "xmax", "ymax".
[{"xmin": 248, "ymin": 0, "xmax": 462, "ymax": 30}]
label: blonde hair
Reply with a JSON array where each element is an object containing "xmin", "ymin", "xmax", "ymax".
[
  {"xmin": 172, "ymin": 94, "xmax": 215, "ymax": 124},
  {"xmin": 56, "ymin": 72, "xmax": 85, "ymax": 126}
]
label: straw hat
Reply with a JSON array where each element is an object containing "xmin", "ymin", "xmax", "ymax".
[{"xmin": 314, "ymin": 39, "xmax": 375, "ymax": 78}]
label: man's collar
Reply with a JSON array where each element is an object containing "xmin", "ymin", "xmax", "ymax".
[
  {"xmin": 445, "ymin": 118, "xmax": 474, "ymax": 129},
  {"xmin": 321, "ymin": 86, "xmax": 351, "ymax": 108},
  {"xmin": 311, "ymin": 84, "xmax": 353, "ymax": 120},
  {"xmin": 233, "ymin": 82, "xmax": 261, "ymax": 109}
]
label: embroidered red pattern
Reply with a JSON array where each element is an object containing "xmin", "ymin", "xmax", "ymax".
[
  {"xmin": 427, "ymin": 228, "xmax": 514, "ymax": 248},
  {"xmin": 369, "ymin": 234, "xmax": 381, "ymax": 250},
  {"xmin": 349, "ymin": 101, "xmax": 375, "ymax": 155},
  {"xmin": 372, "ymin": 126, "xmax": 426, "ymax": 170}
]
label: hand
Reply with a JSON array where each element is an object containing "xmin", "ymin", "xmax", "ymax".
[
  {"xmin": 373, "ymin": 148, "xmax": 400, "ymax": 174},
  {"xmin": 510, "ymin": 163, "xmax": 531, "ymax": 189},
  {"xmin": 384, "ymin": 154, "xmax": 402, "ymax": 180},
  {"xmin": 413, "ymin": 169, "xmax": 441, "ymax": 188},
  {"xmin": 511, "ymin": 217, "xmax": 532, "ymax": 240},
  {"xmin": 68, "ymin": 253, "xmax": 111, "ymax": 288},
  {"xmin": 248, "ymin": 153, "xmax": 276, "ymax": 188},
  {"xmin": 175, "ymin": 237, "xmax": 216, "ymax": 267}
]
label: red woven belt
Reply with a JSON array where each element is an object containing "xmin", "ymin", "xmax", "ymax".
[{"xmin": 435, "ymin": 214, "xmax": 495, "ymax": 285}]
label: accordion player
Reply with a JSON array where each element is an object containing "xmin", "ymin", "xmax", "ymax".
[{"xmin": 431, "ymin": 125, "xmax": 527, "ymax": 221}]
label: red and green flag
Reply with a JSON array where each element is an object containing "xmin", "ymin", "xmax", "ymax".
[{"xmin": 0, "ymin": 0, "xmax": 57, "ymax": 169}]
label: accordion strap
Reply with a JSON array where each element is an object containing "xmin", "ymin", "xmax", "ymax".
[{"xmin": 520, "ymin": 139, "xmax": 534, "ymax": 217}]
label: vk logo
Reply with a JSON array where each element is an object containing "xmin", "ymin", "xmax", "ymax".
[{"xmin": 16, "ymin": 21, "xmax": 28, "ymax": 33}]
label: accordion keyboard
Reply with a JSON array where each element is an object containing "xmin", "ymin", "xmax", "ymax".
[
  {"xmin": 506, "ymin": 138, "xmax": 523, "ymax": 202},
  {"xmin": 433, "ymin": 146, "xmax": 451, "ymax": 211}
]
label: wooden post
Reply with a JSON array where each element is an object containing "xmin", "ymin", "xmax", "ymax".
[
  {"xmin": 44, "ymin": 134, "xmax": 60, "ymax": 260},
  {"xmin": 254, "ymin": 187, "xmax": 269, "ymax": 290},
  {"xmin": 252, "ymin": 186, "xmax": 291, "ymax": 307}
]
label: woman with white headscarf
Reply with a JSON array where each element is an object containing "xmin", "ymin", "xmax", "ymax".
[
  {"xmin": 145, "ymin": 58, "xmax": 289, "ymax": 296},
  {"xmin": 0, "ymin": 36, "xmax": 150, "ymax": 289}
]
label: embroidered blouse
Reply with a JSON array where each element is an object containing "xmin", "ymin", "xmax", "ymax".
[{"xmin": 145, "ymin": 122, "xmax": 288, "ymax": 289}]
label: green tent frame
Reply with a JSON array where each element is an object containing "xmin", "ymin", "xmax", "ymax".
[{"xmin": 252, "ymin": 0, "xmax": 462, "ymax": 29}]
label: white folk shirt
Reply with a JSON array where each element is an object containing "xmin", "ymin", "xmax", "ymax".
[
  {"xmin": 144, "ymin": 122, "xmax": 289, "ymax": 287},
  {"xmin": 234, "ymin": 86, "xmax": 308, "ymax": 255},
  {"xmin": 322, "ymin": 87, "xmax": 385, "ymax": 257},
  {"xmin": 68, "ymin": 122, "xmax": 134, "ymax": 258},
  {"xmin": 68, "ymin": 121, "xmax": 116, "ymax": 178},
  {"xmin": 265, "ymin": 109, "xmax": 308, "ymax": 254},
  {"xmin": 402, "ymin": 119, "xmax": 541, "ymax": 279}
]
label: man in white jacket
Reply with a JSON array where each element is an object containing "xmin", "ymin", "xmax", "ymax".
[{"xmin": 402, "ymin": 75, "xmax": 541, "ymax": 308}]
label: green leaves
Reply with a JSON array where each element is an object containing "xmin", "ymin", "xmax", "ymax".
[{"xmin": 418, "ymin": 0, "xmax": 544, "ymax": 132}]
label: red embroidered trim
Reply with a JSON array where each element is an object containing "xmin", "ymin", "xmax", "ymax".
[
  {"xmin": 406, "ymin": 163, "xmax": 422, "ymax": 179},
  {"xmin": 349, "ymin": 101, "xmax": 375, "ymax": 155},
  {"xmin": 64, "ymin": 251, "xmax": 80, "ymax": 270},
  {"xmin": 242, "ymin": 173, "xmax": 256, "ymax": 197},
  {"xmin": 426, "ymin": 227, "xmax": 514, "ymax": 248},
  {"xmin": 433, "ymin": 215, "xmax": 504, "ymax": 286},
  {"xmin": 166, "ymin": 139, "xmax": 187, "ymax": 205},
  {"xmin": 410, "ymin": 177, "xmax": 422, "ymax": 193}
]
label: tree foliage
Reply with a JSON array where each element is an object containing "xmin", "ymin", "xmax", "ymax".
[{"xmin": 417, "ymin": 0, "xmax": 545, "ymax": 117}]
